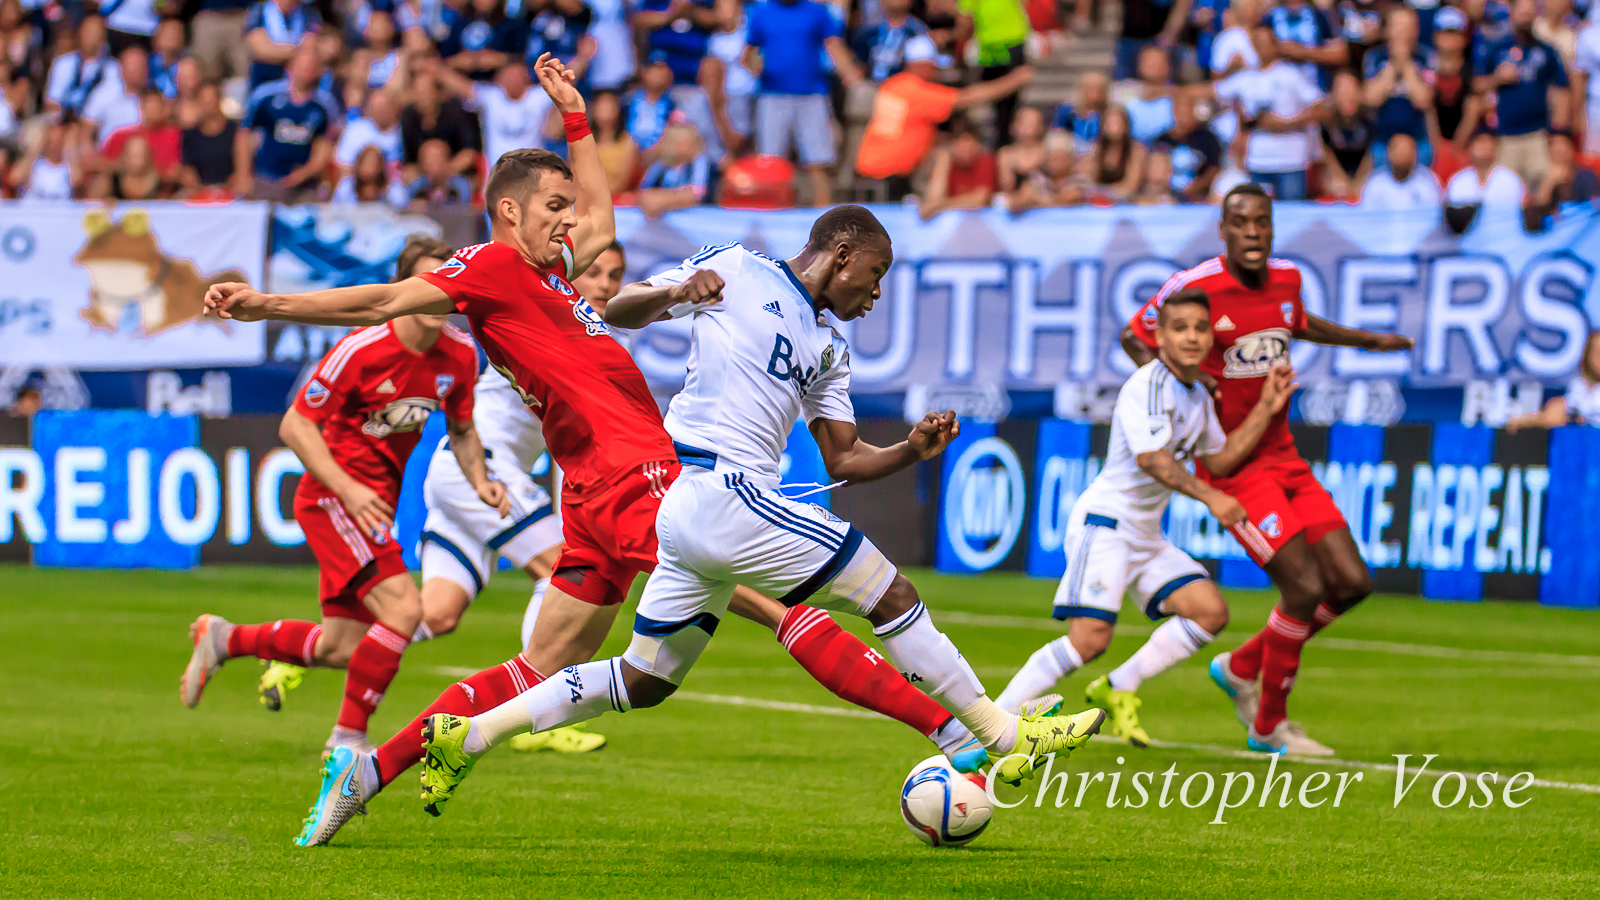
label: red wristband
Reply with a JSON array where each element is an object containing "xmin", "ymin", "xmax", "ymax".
[{"xmin": 563, "ymin": 112, "xmax": 591, "ymax": 142}]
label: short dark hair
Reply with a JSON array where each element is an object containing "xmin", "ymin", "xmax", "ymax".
[
  {"xmin": 396, "ymin": 234, "xmax": 454, "ymax": 280},
  {"xmin": 1157, "ymin": 287, "xmax": 1210, "ymax": 324},
  {"xmin": 804, "ymin": 205, "xmax": 890, "ymax": 253},
  {"xmin": 1221, "ymin": 182, "xmax": 1270, "ymax": 214},
  {"xmin": 600, "ymin": 239, "xmax": 626, "ymax": 263},
  {"xmin": 485, "ymin": 149, "xmax": 573, "ymax": 217}
]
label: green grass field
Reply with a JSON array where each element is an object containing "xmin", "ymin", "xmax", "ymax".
[{"xmin": 5, "ymin": 564, "xmax": 1599, "ymax": 900}]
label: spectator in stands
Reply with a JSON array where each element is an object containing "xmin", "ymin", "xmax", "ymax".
[
  {"xmin": 194, "ymin": 0, "xmax": 254, "ymax": 82},
  {"xmin": 1153, "ymin": 93, "xmax": 1222, "ymax": 202},
  {"xmin": 432, "ymin": 58, "xmax": 551, "ymax": 171},
  {"xmin": 623, "ymin": 52, "xmax": 677, "ymax": 153},
  {"xmin": 1321, "ymin": 70, "xmax": 1374, "ymax": 196},
  {"xmin": 853, "ymin": 0, "xmax": 930, "ymax": 83},
  {"xmin": 1525, "ymin": 130, "xmax": 1600, "ymax": 226},
  {"xmin": 84, "ymin": 46, "xmax": 147, "ymax": 140},
  {"xmin": 401, "ymin": 70, "xmax": 481, "ymax": 180},
  {"xmin": 705, "ymin": 10, "xmax": 755, "ymax": 153},
  {"xmin": 1430, "ymin": 8, "xmax": 1473, "ymax": 150},
  {"xmin": 1262, "ymin": 0, "xmax": 1346, "ymax": 91},
  {"xmin": 98, "ymin": 134, "xmax": 173, "ymax": 199},
  {"xmin": 854, "ymin": 34, "xmax": 1032, "ymax": 196},
  {"xmin": 1507, "ymin": 331, "xmax": 1600, "ymax": 430},
  {"xmin": 333, "ymin": 142, "xmax": 407, "ymax": 205},
  {"xmin": 996, "ymin": 105, "xmax": 1046, "ymax": 197},
  {"xmin": 1208, "ymin": 0, "xmax": 1259, "ymax": 77},
  {"xmin": 1333, "ymin": 0, "xmax": 1383, "ymax": 75},
  {"xmin": 636, "ymin": 120, "xmax": 713, "ymax": 216},
  {"xmin": 1116, "ymin": 0, "xmax": 1189, "ymax": 82},
  {"xmin": 103, "ymin": 88, "xmax": 181, "ymax": 177},
  {"xmin": 45, "ymin": 16, "xmax": 120, "ymax": 120},
  {"xmin": 1446, "ymin": 124, "xmax": 1526, "ymax": 212},
  {"xmin": 407, "ymin": 136, "xmax": 474, "ymax": 206},
  {"xmin": 336, "ymin": 88, "xmax": 403, "ymax": 175},
  {"xmin": 168, "ymin": 58, "xmax": 205, "ymax": 128},
  {"xmin": 246, "ymin": 0, "xmax": 322, "ymax": 91},
  {"xmin": 237, "ymin": 46, "xmax": 340, "ymax": 201},
  {"xmin": 632, "ymin": 0, "xmax": 731, "ymax": 158},
  {"xmin": 586, "ymin": 0, "xmax": 635, "ymax": 92},
  {"xmin": 957, "ymin": 0, "xmax": 1030, "ymax": 145},
  {"xmin": 589, "ymin": 89, "xmax": 639, "ymax": 195},
  {"xmin": 1574, "ymin": 13, "xmax": 1600, "ymax": 153},
  {"xmin": 1364, "ymin": 6, "xmax": 1435, "ymax": 171},
  {"xmin": 743, "ymin": 0, "xmax": 861, "ymax": 206},
  {"xmin": 444, "ymin": 0, "xmax": 523, "ymax": 83},
  {"xmin": 105, "ymin": 0, "xmax": 160, "ymax": 55},
  {"xmin": 1129, "ymin": 151, "xmax": 1177, "ymax": 204},
  {"xmin": 9, "ymin": 120, "xmax": 82, "ymax": 200},
  {"xmin": 1052, "ymin": 70, "xmax": 1105, "ymax": 145},
  {"xmin": 0, "ymin": 0, "xmax": 42, "ymax": 89},
  {"xmin": 525, "ymin": 0, "xmax": 598, "ymax": 88},
  {"xmin": 1225, "ymin": 24, "xmax": 1325, "ymax": 201},
  {"xmin": 1359, "ymin": 132, "xmax": 1443, "ymax": 208},
  {"xmin": 352, "ymin": 10, "xmax": 405, "ymax": 90},
  {"xmin": 1126, "ymin": 45, "xmax": 1174, "ymax": 146},
  {"xmin": 180, "ymin": 80, "xmax": 242, "ymax": 195},
  {"xmin": 1006, "ymin": 129, "xmax": 1081, "ymax": 209},
  {"xmin": 149, "ymin": 19, "xmax": 186, "ymax": 98},
  {"xmin": 1475, "ymin": 0, "xmax": 1570, "ymax": 185},
  {"xmin": 1083, "ymin": 102, "xmax": 1143, "ymax": 198},
  {"xmin": 919, "ymin": 117, "xmax": 996, "ymax": 217},
  {"xmin": 1534, "ymin": 0, "xmax": 1579, "ymax": 69}
]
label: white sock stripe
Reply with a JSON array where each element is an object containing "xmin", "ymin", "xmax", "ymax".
[
  {"xmin": 1268, "ymin": 611, "xmax": 1311, "ymax": 639},
  {"xmin": 1049, "ymin": 636, "xmax": 1081, "ymax": 674},
  {"xmin": 872, "ymin": 600, "xmax": 926, "ymax": 638},
  {"xmin": 366, "ymin": 623, "xmax": 410, "ymax": 654},
  {"xmin": 780, "ymin": 609, "xmax": 831, "ymax": 650},
  {"xmin": 519, "ymin": 655, "xmax": 546, "ymax": 683},
  {"xmin": 1315, "ymin": 604, "xmax": 1338, "ymax": 624},
  {"xmin": 502, "ymin": 660, "xmax": 529, "ymax": 693},
  {"xmin": 1176, "ymin": 618, "xmax": 1213, "ymax": 648},
  {"xmin": 301, "ymin": 625, "xmax": 322, "ymax": 666}
]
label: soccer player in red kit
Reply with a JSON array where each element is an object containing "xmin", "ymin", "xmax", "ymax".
[
  {"xmin": 205, "ymin": 55, "xmax": 986, "ymax": 847},
  {"xmin": 1123, "ymin": 184, "xmax": 1412, "ymax": 756},
  {"xmin": 181, "ymin": 241, "xmax": 500, "ymax": 757}
]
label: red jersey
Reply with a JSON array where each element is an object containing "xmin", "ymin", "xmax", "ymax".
[
  {"xmin": 1130, "ymin": 256, "xmax": 1306, "ymax": 474},
  {"xmin": 416, "ymin": 239, "xmax": 674, "ymax": 502},
  {"xmin": 292, "ymin": 321, "xmax": 478, "ymax": 506}
]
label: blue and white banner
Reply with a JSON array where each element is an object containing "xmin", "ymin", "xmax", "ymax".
[
  {"xmin": 615, "ymin": 204, "xmax": 1600, "ymax": 394},
  {"xmin": 0, "ymin": 202, "xmax": 271, "ymax": 370}
]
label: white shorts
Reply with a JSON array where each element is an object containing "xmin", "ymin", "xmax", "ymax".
[
  {"xmin": 756, "ymin": 94, "xmax": 837, "ymax": 166},
  {"xmin": 625, "ymin": 467, "xmax": 896, "ymax": 684},
  {"xmin": 1053, "ymin": 510, "xmax": 1209, "ymax": 624},
  {"xmin": 418, "ymin": 447, "xmax": 563, "ymax": 600}
]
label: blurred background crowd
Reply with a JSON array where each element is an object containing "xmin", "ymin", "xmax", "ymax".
[{"xmin": 0, "ymin": 0, "xmax": 1596, "ymax": 227}]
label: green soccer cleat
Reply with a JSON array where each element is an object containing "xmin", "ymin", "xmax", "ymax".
[
  {"xmin": 509, "ymin": 724, "xmax": 607, "ymax": 754},
  {"xmin": 420, "ymin": 714, "xmax": 479, "ymax": 816},
  {"xmin": 259, "ymin": 661, "xmax": 305, "ymax": 712},
  {"xmin": 1084, "ymin": 676, "xmax": 1150, "ymax": 748},
  {"xmin": 992, "ymin": 707, "xmax": 1106, "ymax": 787}
]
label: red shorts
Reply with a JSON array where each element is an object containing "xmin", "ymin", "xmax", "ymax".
[
  {"xmin": 295, "ymin": 493, "xmax": 410, "ymax": 623},
  {"xmin": 552, "ymin": 460, "xmax": 680, "ymax": 607},
  {"xmin": 1212, "ymin": 455, "xmax": 1347, "ymax": 566}
]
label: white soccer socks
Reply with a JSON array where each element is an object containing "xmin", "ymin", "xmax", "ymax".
[
  {"xmin": 520, "ymin": 578, "xmax": 550, "ymax": 650},
  {"xmin": 465, "ymin": 658, "xmax": 630, "ymax": 754},
  {"xmin": 995, "ymin": 636, "xmax": 1084, "ymax": 712},
  {"xmin": 872, "ymin": 601, "xmax": 1017, "ymax": 752},
  {"xmin": 1108, "ymin": 618, "xmax": 1214, "ymax": 692}
]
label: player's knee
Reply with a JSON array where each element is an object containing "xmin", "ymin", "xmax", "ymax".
[
  {"xmin": 424, "ymin": 607, "xmax": 463, "ymax": 636},
  {"xmin": 1279, "ymin": 565, "xmax": 1326, "ymax": 615},
  {"xmin": 865, "ymin": 573, "xmax": 918, "ymax": 627},
  {"xmin": 1190, "ymin": 602, "xmax": 1229, "ymax": 635},
  {"xmin": 620, "ymin": 663, "xmax": 677, "ymax": 709},
  {"xmin": 1069, "ymin": 619, "xmax": 1115, "ymax": 662},
  {"xmin": 1329, "ymin": 566, "xmax": 1374, "ymax": 606},
  {"xmin": 314, "ymin": 633, "xmax": 356, "ymax": 668}
]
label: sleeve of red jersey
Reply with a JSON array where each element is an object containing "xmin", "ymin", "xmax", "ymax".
[
  {"xmin": 443, "ymin": 342, "xmax": 477, "ymax": 425},
  {"xmin": 1287, "ymin": 266, "xmax": 1309, "ymax": 330},
  {"xmin": 416, "ymin": 242, "xmax": 505, "ymax": 315},
  {"xmin": 1128, "ymin": 269, "xmax": 1197, "ymax": 349},
  {"xmin": 293, "ymin": 332, "xmax": 367, "ymax": 423}
]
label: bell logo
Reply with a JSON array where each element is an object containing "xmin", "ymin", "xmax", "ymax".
[{"xmin": 943, "ymin": 436, "xmax": 1026, "ymax": 571}]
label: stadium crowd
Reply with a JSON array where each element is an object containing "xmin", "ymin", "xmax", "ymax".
[{"xmin": 0, "ymin": 0, "xmax": 1596, "ymax": 227}]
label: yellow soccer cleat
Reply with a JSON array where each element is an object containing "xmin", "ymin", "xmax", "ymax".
[
  {"xmin": 420, "ymin": 714, "xmax": 479, "ymax": 817},
  {"xmin": 509, "ymin": 724, "xmax": 607, "ymax": 754},
  {"xmin": 992, "ymin": 707, "xmax": 1107, "ymax": 787},
  {"xmin": 259, "ymin": 661, "xmax": 305, "ymax": 712},
  {"xmin": 1084, "ymin": 675, "xmax": 1150, "ymax": 748}
]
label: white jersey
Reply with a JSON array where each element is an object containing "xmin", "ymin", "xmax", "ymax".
[
  {"xmin": 1566, "ymin": 375, "xmax": 1600, "ymax": 423},
  {"xmin": 469, "ymin": 364, "xmax": 547, "ymax": 473},
  {"xmin": 645, "ymin": 243, "xmax": 854, "ymax": 486},
  {"xmin": 1073, "ymin": 359, "xmax": 1226, "ymax": 536}
]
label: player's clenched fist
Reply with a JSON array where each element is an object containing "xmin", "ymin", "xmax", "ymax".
[
  {"xmin": 205, "ymin": 282, "xmax": 269, "ymax": 321},
  {"xmin": 1206, "ymin": 492, "xmax": 1249, "ymax": 528},
  {"xmin": 476, "ymin": 480, "xmax": 511, "ymax": 517},
  {"xmin": 669, "ymin": 269, "xmax": 724, "ymax": 307},
  {"xmin": 908, "ymin": 410, "xmax": 960, "ymax": 460}
]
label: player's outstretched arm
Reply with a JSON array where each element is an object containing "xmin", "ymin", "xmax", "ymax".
[
  {"xmin": 1200, "ymin": 365, "xmax": 1298, "ymax": 477},
  {"xmin": 534, "ymin": 52, "xmax": 615, "ymax": 277},
  {"xmin": 1295, "ymin": 312, "xmax": 1413, "ymax": 352},
  {"xmin": 810, "ymin": 411, "xmax": 959, "ymax": 485},
  {"xmin": 445, "ymin": 418, "xmax": 510, "ymax": 515},
  {"xmin": 204, "ymin": 278, "xmax": 454, "ymax": 326},
  {"xmin": 279, "ymin": 408, "xmax": 394, "ymax": 536},
  {"xmin": 604, "ymin": 270, "xmax": 725, "ymax": 328}
]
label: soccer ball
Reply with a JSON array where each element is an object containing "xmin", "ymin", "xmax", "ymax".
[{"xmin": 899, "ymin": 755, "xmax": 994, "ymax": 848}]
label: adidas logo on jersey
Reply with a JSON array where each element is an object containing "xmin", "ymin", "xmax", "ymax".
[
  {"xmin": 1215, "ymin": 315, "xmax": 1235, "ymax": 331},
  {"xmin": 763, "ymin": 299, "xmax": 783, "ymax": 318},
  {"xmin": 377, "ymin": 378, "xmax": 396, "ymax": 393}
]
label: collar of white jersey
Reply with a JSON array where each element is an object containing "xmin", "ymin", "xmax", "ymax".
[
  {"xmin": 1156, "ymin": 357, "xmax": 1202, "ymax": 391},
  {"xmin": 776, "ymin": 259, "xmax": 824, "ymax": 321}
]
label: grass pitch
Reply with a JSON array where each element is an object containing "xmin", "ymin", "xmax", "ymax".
[{"xmin": 5, "ymin": 564, "xmax": 1598, "ymax": 899}]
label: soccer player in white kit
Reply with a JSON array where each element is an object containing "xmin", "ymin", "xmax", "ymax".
[
  {"xmin": 995, "ymin": 287, "xmax": 1296, "ymax": 747},
  {"xmin": 417, "ymin": 207, "xmax": 1107, "ymax": 809}
]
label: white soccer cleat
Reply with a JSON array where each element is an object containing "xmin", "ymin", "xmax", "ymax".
[
  {"xmin": 181, "ymin": 614, "xmax": 231, "ymax": 708},
  {"xmin": 1248, "ymin": 720, "xmax": 1336, "ymax": 756},
  {"xmin": 1208, "ymin": 651, "xmax": 1259, "ymax": 729}
]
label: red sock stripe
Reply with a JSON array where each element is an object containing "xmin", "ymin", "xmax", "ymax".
[
  {"xmin": 778, "ymin": 605, "xmax": 832, "ymax": 651},
  {"xmin": 782, "ymin": 609, "xmax": 950, "ymax": 738},
  {"xmin": 367, "ymin": 623, "xmax": 409, "ymax": 654},
  {"xmin": 1267, "ymin": 609, "xmax": 1311, "ymax": 640},
  {"xmin": 301, "ymin": 625, "xmax": 322, "ymax": 666},
  {"xmin": 1313, "ymin": 602, "xmax": 1339, "ymax": 625}
]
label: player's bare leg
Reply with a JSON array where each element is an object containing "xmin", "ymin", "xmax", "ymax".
[
  {"xmin": 1086, "ymin": 581, "xmax": 1227, "ymax": 747},
  {"xmin": 1306, "ymin": 527, "xmax": 1375, "ymax": 629},
  {"xmin": 318, "ymin": 574, "xmax": 423, "ymax": 754}
]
